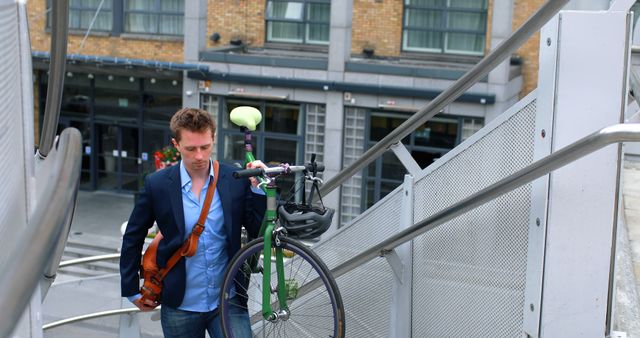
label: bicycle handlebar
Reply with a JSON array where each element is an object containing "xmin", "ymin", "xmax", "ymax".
[{"xmin": 233, "ymin": 163, "xmax": 325, "ymax": 179}]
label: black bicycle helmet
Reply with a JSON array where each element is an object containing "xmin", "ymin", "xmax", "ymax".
[{"xmin": 278, "ymin": 203, "xmax": 335, "ymax": 240}]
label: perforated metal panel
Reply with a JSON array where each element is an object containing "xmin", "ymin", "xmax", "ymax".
[
  {"xmin": 0, "ymin": 2, "xmax": 27, "ymax": 271},
  {"xmin": 313, "ymin": 189, "xmax": 403, "ymax": 338},
  {"xmin": 411, "ymin": 100, "xmax": 537, "ymax": 337}
]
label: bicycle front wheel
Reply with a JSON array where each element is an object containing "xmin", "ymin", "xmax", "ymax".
[{"xmin": 220, "ymin": 237, "xmax": 345, "ymax": 338}]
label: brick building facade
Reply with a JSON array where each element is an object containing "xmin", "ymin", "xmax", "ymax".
[{"xmin": 28, "ymin": 0, "xmax": 547, "ymax": 226}]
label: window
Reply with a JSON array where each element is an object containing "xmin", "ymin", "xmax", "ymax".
[
  {"xmin": 364, "ymin": 111, "xmax": 483, "ymax": 208},
  {"xmin": 46, "ymin": 0, "xmax": 184, "ymax": 36},
  {"xmin": 266, "ymin": 0, "xmax": 330, "ymax": 45},
  {"xmin": 125, "ymin": 0, "xmax": 184, "ymax": 35},
  {"xmin": 48, "ymin": 0, "xmax": 114, "ymax": 31},
  {"xmin": 403, "ymin": 0, "xmax": 487, "ymax": 56},
  {"xmin": 217, "ymin": 99, "xmax": 305, "ymax": 202}
]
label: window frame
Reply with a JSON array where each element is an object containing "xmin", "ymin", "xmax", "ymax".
[
  {"xmin": 363, "ymin": 110, "xmax": 484, "ymax": 209},
  {"xmin": 402, "ymin": 0, "xmax": 488, "ymax": 56},
  {"xmin": 47, "ymin": 0, "xmax": 114, "ymax": 32},
  {"xmin": 123, "ymin": 0, "xmax": 184, "ymax": 36},
  {"xmin": 265, "ymin": 0, "xmax": 331, "ymax": 45},
  {"xmin": 46, "ymin": 0, "xmax": 184, "ymax": 37},
  {"xmin": 214, "ymin": 97, "xmax": 306, "ymax": 202}
]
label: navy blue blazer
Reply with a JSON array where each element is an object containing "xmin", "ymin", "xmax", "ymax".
[{"xmin": 119, "ymin": 162, "xmax": 266, "ymax": 308}]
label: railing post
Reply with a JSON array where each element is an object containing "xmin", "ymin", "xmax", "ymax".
[
  {"xmin": 524, "ymin": 9, "xmax": 631, "ymax": 337},
  {"xmin": 390, "ymin": 143, "xmax": 421, "ymax": 177},
  {"xmin": 118, "ymin": 298, "xmax": 141, "ymax": 338},
  {"xmin": 387, "ymin": 174, "xmax": 414, "ymax": 338}
]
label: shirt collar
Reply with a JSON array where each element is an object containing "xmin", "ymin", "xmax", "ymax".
[{"xmin": 179, "ymin": 160, "xmax": 214, "ymax": 188}]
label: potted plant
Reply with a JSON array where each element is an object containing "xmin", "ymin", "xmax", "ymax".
[{"xmin": 154, "ymin": 146, "xmax": 180, "ymax": 170}]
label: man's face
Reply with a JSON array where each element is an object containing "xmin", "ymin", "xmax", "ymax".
[{"xmin": 172, "ymin": 129, "xmax": 214, "ymax": 173}]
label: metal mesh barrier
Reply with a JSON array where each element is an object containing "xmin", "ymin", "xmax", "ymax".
[
  {"xmin": 313, "ymin": 189, "xmax": 403, "ymax": 337},
  {"xmin": 411, "ymin": 100, "xmax": 537, "ymax": 336},
  {"xmin": 0, "ymin": 2, "xmax": 27, "ymax": 271}
]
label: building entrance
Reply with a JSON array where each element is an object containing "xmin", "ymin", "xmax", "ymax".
[
  {"xmin": 95, "ymin": 123, "xmax": 140, "ymax": 192},
  {"xmin": 37, "ymin": 69, "xmax": 182, "ymax": 193}
]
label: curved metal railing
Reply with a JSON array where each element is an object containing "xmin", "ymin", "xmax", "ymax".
[
  {"xmin": 37, "ymin": 0, "xmax": 68, "ymax": 158},
  {"xmin": 41, "ymin": 253, "xmax": 160, "ymax": 332},
  {"xmin": 58, "ymin": 253, "xmax": 122, "ymax": 268},
  {"xmin": 43, "ymin": 307, "xmax": 160, "ymax": 331},
  {"xmin": 0, "ymin": 128, "xmax": 82, "ymax": 338}
]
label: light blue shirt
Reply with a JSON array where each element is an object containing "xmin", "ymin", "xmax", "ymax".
[{"xmin": 178, "ymin": 160, "xmax": 228, "ymax": 312}]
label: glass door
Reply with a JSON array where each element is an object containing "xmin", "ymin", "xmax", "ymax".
[
  {"xmin": 120, "ymin": 126, "xmax": 140, "ymax": 191},
  {"xmin": 96, "ymin": 123, "xmax": 140, "ymax": 192}
]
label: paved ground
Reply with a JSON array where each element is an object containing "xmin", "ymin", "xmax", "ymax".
[
  {"xmin": 42, "ymin": 190, "xmax": 166, "ymax": 337},
  {"xmin": 616, "ymin": 159, "xmax": 640, "ymax": 336},
  {"xmin": 623, "ymin": 160, "xmax": 640, "ymax": 293},
  {"xmin": 69, "ymin": 190, "xmax": 134, "ymax": 238}
]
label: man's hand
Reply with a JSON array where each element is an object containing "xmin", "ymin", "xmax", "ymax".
[
  {"xmin": 132, "ymin": 297, "xmax": 158, "ymax": 312},
  {"xmin": 246, "ymin": 160, "xmax": 267, "ymax": 188}
]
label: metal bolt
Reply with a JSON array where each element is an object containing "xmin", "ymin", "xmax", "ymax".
[
  {"xmin": 541, "ymin": 129, "xmax": 546, "ymax": 138},
  {"xmin": 536, "ymin": 218, "xmax": 540, "ymax": 226},
  {"xmin": 547, "ymin": 38, "xmax": 551, "ymax": 46},
  {"xmin": 530, "ymin": 303, "xmax": 535, "ymax": 311}
]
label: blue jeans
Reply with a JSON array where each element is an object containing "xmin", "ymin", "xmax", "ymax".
[{"xmin": 161, "ymin": 297, "xmax": 252, "ymax": 338}]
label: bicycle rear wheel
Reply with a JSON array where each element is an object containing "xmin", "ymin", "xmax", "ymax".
[{"xmin": 220, "ymin": 237, "xmax": 345, "ymax": 338}]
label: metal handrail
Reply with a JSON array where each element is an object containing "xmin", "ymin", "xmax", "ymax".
[
  {"xmin": 43, "ymin": 307, "xmax": 160, "ymax": 331},
  {"xmin": 37, "ymin": 0, "xmax": 68, "ymax": 158},
  {"xmin": 320, "ymin": 0, "xmax": 570, "ymax": 196},
  {"xmin": 298, "ymin": 124, "xmax": 640, "ymax": 298},
  {"xmin": 58, "ymin": 253, "xmax": 121, "ymax": 268},
  {"xmin": 0, "ymin": 128, "xmax": 82, "ymax": 338}
]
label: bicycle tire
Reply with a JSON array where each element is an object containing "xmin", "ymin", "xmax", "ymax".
[{"xmin": 220, "ymin": 237, "xmax": 345, "ymax": 338}]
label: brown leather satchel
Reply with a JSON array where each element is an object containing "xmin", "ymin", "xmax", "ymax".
[{"xmin": 140, "ymin": 161, "xmax": 219, "ymax": 305}]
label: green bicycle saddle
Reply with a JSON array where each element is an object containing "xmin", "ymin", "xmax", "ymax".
[{"xmin": 230, "ymin": 106, "xmax": 262, "ymax": 131}]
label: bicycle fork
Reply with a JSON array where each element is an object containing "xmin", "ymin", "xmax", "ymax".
[{"xmin": 261, "ymin": 190, "xmax": 290, "ymax": 322}]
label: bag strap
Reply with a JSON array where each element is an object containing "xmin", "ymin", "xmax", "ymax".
[{"xmin": 156, "ymin": 160, "xmax": 219, "ymax": 281}]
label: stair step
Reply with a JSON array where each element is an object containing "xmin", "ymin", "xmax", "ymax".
[
  {"xmin": 56, "ymin": 265, "xmax": 111, "ymax": 278},
  {"xmin": 66, "ymin": 232, "xmax": 122, "ymax": 253},
  {"xmin": 63, "ymin": 245, "xmax": 117, "ymax": 258},
  {"xmin": 59, "ymin": 256, "xmax": 119, "ymax": 271},
  {"xmin": 55, "ymin": 233, "xmax": 124, "ymax": 278}
]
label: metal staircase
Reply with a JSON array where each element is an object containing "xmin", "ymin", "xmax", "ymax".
[{"xmin": 1, "ymin": 0, "xmax": 640, "ymax": 337}]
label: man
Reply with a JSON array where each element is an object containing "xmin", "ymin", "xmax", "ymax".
[{"xmin": 120, "ymin": 107, "xmax": 266, "ymax": 337}]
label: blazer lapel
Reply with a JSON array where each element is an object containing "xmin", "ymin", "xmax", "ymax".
[{"xmin": 168, "ymin": 165, "xmax": 186, "ymax": 239}]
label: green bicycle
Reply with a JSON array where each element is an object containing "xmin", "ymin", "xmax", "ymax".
[{"xmin": 219, "ymin": 106, "xmax": 345, "ymax": 338}]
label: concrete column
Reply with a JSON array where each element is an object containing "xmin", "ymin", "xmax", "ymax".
[
  {"xmin": 323, "ymin": 0, "xmax": 353, "ymax": 231},
  {"xmin": 182, "ymin": 0, "xmax": 207, "ymax": 108},
  {"xmin": 323, "ymin": 92, "xmax": 345, "ymax": 235},
  {"xmin": 486, "ymin": 0, "xmax": 516, "ymax": 123},
  {"xmin": 327, "ymin": 0, "xmax": 353, "ymax": 81}
]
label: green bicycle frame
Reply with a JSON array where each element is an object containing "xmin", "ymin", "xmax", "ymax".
[{"xmin": 242, "ymin": 129, "xmax": 289, "ymax": 320}]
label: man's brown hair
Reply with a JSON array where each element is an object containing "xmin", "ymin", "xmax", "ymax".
[{"xmin": 170, "ymin": 108, "xmax": 216, "ymax": 142}]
